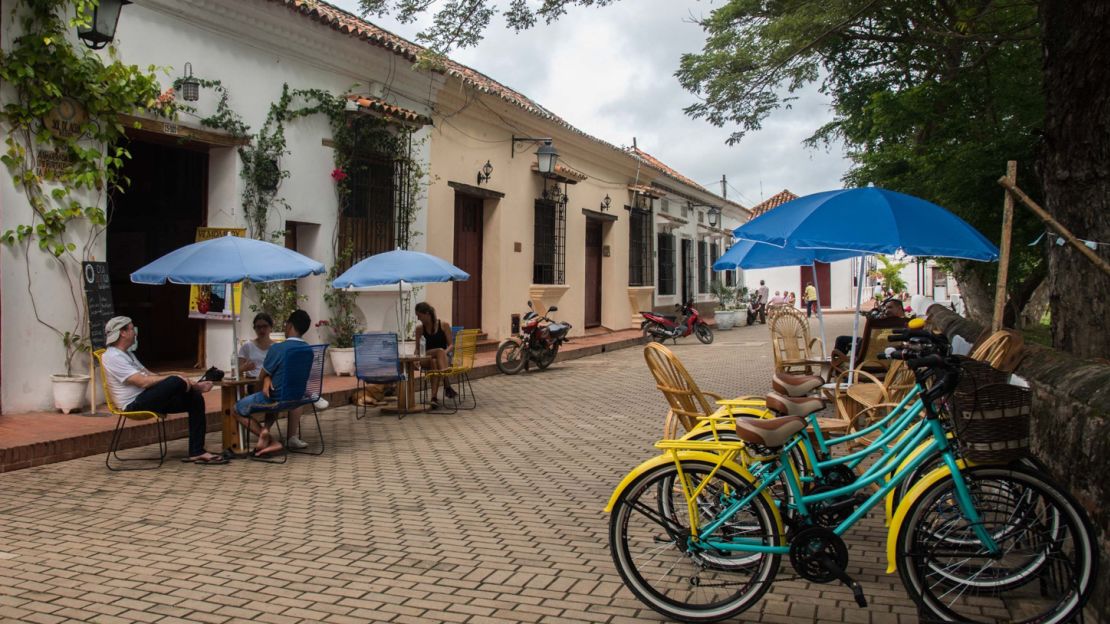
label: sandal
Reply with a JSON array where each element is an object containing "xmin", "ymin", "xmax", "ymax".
[{"xmin": 182, "ymin": 454, "xmax": 228, "ymax": 465}]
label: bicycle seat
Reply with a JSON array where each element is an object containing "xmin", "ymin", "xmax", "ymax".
[
  {"xmin": 734, "ymin": 415, "xmax": 806, "ymax": 448},
  {"xmin": 764, "ymin": 392, "xmax": 825, "ymax": 417},
  {"xmin": 771, "ymin": 372, "xmax": 823, "ymax": 397}
]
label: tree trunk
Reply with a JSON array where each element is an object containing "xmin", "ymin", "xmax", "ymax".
[
  {"xmin": 950, "ymin": 260, "xmax": 993, "ymax": 326},
  {"xmin": 1039, "ymin": 0, "xmax": 1110, "ymax": 358}
]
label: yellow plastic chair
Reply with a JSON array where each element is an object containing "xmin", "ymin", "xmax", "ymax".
[
  {"xmin": 424, "ymin": 329, "xmax": 481, "ymax": 412},
  {"xmin": 93, "ymin": 349, "xmax": 168, "ymax": 471}
]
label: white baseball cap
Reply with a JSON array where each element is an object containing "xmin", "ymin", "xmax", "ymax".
[{"xmin": 105, "ymin": 316, "xmax": 132, "ymax": 345}]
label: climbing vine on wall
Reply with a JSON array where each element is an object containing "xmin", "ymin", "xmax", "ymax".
[{"xmin": 0, "ymin": 0, "xmax": 169, "ymax": 375}]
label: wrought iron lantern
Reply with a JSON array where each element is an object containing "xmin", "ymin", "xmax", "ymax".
[
  {"xmin": 535, "ymin": 140, "xmax": 559, "ymax": 175},
  {"xmin": 477, "ymin": 160, "xmax": 493, "ymax": 185},
  {"xmin": 180, "ymin": 62, "xmax": 200, "ymax": 102},
  {"xmin": 76, "ymin": 0, "xmax": 131, "ymax": 50},
  {"xmin": 708, "ymin": 206, "xmax": 722, "ymax": 227},
  {"xmin": 600, "ymin": 194, "xmax": 611, "ymax": 211}
]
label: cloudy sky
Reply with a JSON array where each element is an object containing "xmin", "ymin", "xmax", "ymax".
[{"xmin": 329, "ymin": 0, "xmax": 850, "ymax": 207}]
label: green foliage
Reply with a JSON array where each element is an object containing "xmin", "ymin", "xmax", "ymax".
[
  {"xmin": 249, "ymin": 282, "xmax": 306, "ymax": 330},
  {"xmin": 318, "ymin": 246, "xmax": 364, "ymax": 349},
  {"xmin": 873, "ymin": 255, "xmax": 908, "ymax": 295},
  {"xmin": 709, "ymin": 279, "xmax": 733, "ymax": 309},
  {"xmin": 0, "ymin": 0, "xmax": 167, "ymax": 374}
]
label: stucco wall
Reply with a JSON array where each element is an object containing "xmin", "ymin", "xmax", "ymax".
[{"xmin": 0, "ymin": 0, "xmax": 437, "ymax": 411}]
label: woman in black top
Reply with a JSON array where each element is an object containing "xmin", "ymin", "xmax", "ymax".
[{"xmin": 414, "ymin": 302, "xmax": 456, "ymax": 405}]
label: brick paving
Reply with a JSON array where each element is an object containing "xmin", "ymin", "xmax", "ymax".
[{"xmin": 0, "ymin": 316, "xmax": 930, "ymax": 623}]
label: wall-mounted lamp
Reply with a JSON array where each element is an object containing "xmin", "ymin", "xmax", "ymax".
[
  {"xmin": 77, "ymin": 0, "xmax": 131, "ymax": 50},
  {"xmin": 511, "ymin": 136, "xmax": 559, "ymax": 175},
  {"xmin": 180, "ymin": 62, "xmax": 200, "ymax": 102},
  {"xmin": 476, "ymin": 160, "xmax": 493, "ymax": 185},
  {"xmin": 708, "ymin": 206, "xmax": 722, "ymax": 227},
  {"xmin": 600, "ymin": 194, "xmax": 611, "ymax": 211}
]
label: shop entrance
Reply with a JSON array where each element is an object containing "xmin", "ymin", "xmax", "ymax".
[{"xmin": 108, "ymin": 140, "xmax": 207, "ymax": 368}]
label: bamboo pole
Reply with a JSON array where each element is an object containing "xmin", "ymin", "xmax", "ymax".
[
  {"xmin": 992, "ymin": 161, "xmax": 1017, "ymax": 332},
  {"xmin": 997, "ymin": 176, "xmax": 1110, "ymax": 278}
]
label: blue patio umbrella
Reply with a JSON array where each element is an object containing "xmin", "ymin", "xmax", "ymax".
[
  {"xmin": 332, "ymin": 249, "xmax": 468, "ymax": 338},
  {"xmin": 732, "ymin": 187, "xmax": 999, "ymax": 380},
  {"xmin": 131, "ymin": 234, "xmax": 325, "ymax": 378},
  {"xmin": 733, "ymin": 187, "xmax": 999, "ymax": 261}
]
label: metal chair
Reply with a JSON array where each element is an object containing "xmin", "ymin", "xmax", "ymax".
[
  {"xmin": 94, "ymin": 349, "xmax": 168, "ymax": 471},
  {"xmin": 424, "ymin": 329, "xmax": 481, "ymax": 412},
  {"xmin": 354, "ymin": 332, "xmax": 405, "ymax": 420},
  {"xmin": 240, "ymin": 344, "xmax": 324, "ymax": 463}
]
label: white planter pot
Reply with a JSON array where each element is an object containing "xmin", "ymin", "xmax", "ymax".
[
  {"xmin": 50, "ymin": 374, "xmax": 90, "ymax": 414},
  {"xmin": 329, "ymin": 347, "xmax": 355, "ymax": 376},
  {"xmin": 715, "ymin": 310, "xmax": 737, "ymax": 330},
  {"xmin": 399, "ymin": 341, "xmax": 416, "ymax": 356},
  {"xmin": 270, "ymin": 331, "xmax": 286, "ymax": 342}
]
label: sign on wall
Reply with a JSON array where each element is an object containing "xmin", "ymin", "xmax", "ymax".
[{"xmin": 187, "ymin": 227, "xmax": 245, "ymax": 320}]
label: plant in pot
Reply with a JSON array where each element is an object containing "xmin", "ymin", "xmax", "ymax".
[
  {"xmin": 249, "ymin": 282, "xmax": 305, "ymax": 341},
  {"xmin": 317, "ymin": 251, "xmax": 364, "ymax": 375},
  {"xmin": 710, "ymin": 280, "xmax": 737, "ymax": 330}
]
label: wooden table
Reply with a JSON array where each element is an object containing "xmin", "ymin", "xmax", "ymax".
[
  {"xmin": 382, "ymin": 355, "xmax": 432, "ymax": 415},
  {"xmin": 218, "ymin": 378, "xmax": 256, "ymax": 456}
]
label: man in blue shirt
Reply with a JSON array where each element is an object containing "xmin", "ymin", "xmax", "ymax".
[{"xmin": 235, "ymin": 309, "xmax": 312, "ymax": 456}]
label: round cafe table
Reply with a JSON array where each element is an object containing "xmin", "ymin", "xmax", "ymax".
[{"xmin": 382, "ymin": 354, "xmax": 433, "ymax": 415}]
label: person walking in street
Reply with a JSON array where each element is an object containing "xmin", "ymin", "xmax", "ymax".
[
  {"xmin": 100, "ymin": 316, "xmax": 224, "ymax": 465},
  {"xmin": 804, "ymin": 282, "xmax": 818, "ymax": 318}
]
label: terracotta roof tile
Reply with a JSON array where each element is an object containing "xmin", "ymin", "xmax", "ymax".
[
  {"xmin": 628, "ymin": 183, "xmax": 665, "ymax": 198},
  {"xmin": 749, "ymin": 189, "xmax": 798, "ymax": 219},
  {"xmin": 349, "ymin": 96, "xmax": 432, "ymax": 126},
  {"xmin": 627, "ymin": 147, "xmax": 705, "ymax": 191}
]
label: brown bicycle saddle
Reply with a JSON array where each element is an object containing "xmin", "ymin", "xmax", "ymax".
[
  {"xmin": 771, "ymin": 372, "xmax": 824, "ymax": 397},
  {"xmin": 734, "ymin": 415, "xmax": 807, "ymax": 448},
  {"xmin": 764, "ymin": 391, "xmax": 825, "ymax": 418}
]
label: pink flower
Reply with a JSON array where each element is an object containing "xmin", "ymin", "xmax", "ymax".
[{"xmin": 330, "ymin": 168, "xmax": 348, "ymax": 182}]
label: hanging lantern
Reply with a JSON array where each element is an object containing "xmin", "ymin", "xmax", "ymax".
[
  {"xmin": 180, "ymin": 62, "xmax": 200, "ymax": 102},
  {"xmin": 76, "ymin": 0, "xmax": 131, "ymax": 50}
]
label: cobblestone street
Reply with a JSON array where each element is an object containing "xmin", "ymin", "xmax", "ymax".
[{"xmin": 0, "ymin": 316, "xmax": 926, "ymax": 624}]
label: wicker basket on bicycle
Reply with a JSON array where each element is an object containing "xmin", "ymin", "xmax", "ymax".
[{"xmin": 949, "ymin": 357, "xmax": 1031, "ymax": 464}]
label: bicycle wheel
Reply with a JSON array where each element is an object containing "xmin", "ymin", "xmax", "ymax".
[
  {"xmin": 609, "ymin": 460, "xmax": 781, "ymax": 622},
  {"xmin": 897, "ymin": 466, "xmax": 1097, "ymax": 623},
  {"xmin": 495, "ymin": 340, "xmax": 527, "ymax": 375}
]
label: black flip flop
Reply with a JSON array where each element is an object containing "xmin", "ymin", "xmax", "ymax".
[{"xmin": 182, "ymin": 454, "xmax": 228, "ymax": 465}]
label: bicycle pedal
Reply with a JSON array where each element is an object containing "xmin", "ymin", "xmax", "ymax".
[
  {"xmin": 849, "ymin": 581, "xmax": 867, "ymax": 608},
  {"xmin": 816, "ymin": 554, "xmax": 868, "ymax": 607}
]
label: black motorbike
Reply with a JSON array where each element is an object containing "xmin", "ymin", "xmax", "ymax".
[{"xmin": 496, "ymin": 301, "xmax": 572, "ymax": 375}]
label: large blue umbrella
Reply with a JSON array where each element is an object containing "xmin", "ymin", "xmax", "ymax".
[
  {"xmin": 332, "ymin": 249, "xmax": 468, "ymax": 338},
  {"xmin": 733, "ymin": 187, "xmax": 999, "ymax": 261},
  {"xmin": 332, "ymin": 249, "xmax": 468, "ymax": 288},
  {"xmin": 131, "ymin": 234, "xmax": 325, "ymax": 284},
  {"xmin": 131, "ymin": 234, "xmax": 325, "ymax": 378}
]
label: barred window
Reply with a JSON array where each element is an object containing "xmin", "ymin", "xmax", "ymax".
[
  {"xmin": 698, "ymin": 240, "xmax": 708, "ymax": 293},
  {"xmin": 710, "ymin": 243, "xmax": 719, "ymax": 286},
  {"xmin": 628, "ymin": 209, "xmax": 654, "ymax": 286},
  {"xmin": 657, "ymin": 233, "xmax": 675, "ymax": 295},
  {"xmin": 533, "ymin": 199, "xmax": 566, "ymax": 284},
  {"xmin": 338, "ymin": 155, "xmax": 395, "ymax": 271}
]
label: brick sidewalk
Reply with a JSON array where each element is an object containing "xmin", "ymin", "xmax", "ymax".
[{"xmin": 0, "ymin": 317, "xmax": 932, "ymax": 623}]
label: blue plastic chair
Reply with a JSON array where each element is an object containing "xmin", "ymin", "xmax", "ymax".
[
  {"xmin": 354, "ymin": 332, "xmax": 405, "ymax": 420},
  {"xmin": 241, "ymin": 343, "xmax": 328, "ymax": 462}
]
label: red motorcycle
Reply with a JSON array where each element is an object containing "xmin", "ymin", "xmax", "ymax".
[
  {"xmin": 640, "ymin": 301, "xmax": 714, "ymax": 344},
  {"xmin": 496, "ymin": 301, "xmax": 572, "ymax": 375}
]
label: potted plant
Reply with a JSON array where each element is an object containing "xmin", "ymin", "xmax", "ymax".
[
  {"xmin": 52, "ymin": 330, "xmax": 92, "ymax": 414},
  {"xmin": 710, "ymin": 280, "xmax": 737, "ymax": 330},
  {"xmin": 250, "ymin": 282, "xmax": 305, "ymax": 340},
  {"xmin": 317, "ymin": 250, "xmax": 364, "ymax": 375}
]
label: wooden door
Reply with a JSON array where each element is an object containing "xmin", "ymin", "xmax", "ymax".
[
  {"xmin": 584, "ymin": 219, "xmax": 603, "ymax": 328},
  {"xmin": 799, "ymin": 262, "xmax": 832, "ymax": 307},
  {"xmin": 452, "ymin": 195, "xmax": 483, "ymax": 330}
]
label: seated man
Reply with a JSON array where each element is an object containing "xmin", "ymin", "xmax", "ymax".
[
  {"xmin": 234, "ymin": 309, "xmax": 313, "ymax": 457},
  {"xmin": 100, "ymin": 316, "xmax": 223, "ymax": 465}
]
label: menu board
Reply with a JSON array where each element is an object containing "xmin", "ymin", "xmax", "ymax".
[{"xmin": 83, "ymin": 261, "xmax": 114, "ymax": 349}]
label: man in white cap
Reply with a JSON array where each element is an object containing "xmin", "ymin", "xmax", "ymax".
[{"xmin": 100, "ymin": 316, "xmax": 224, "ymax": 465}]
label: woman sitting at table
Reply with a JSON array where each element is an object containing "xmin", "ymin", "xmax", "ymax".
[
  {"xmin": 236, "ymin": 312, "xmax": 308, "ymax": 451},
  {"xmin": 414, "ymin": 302, "xmax": 456, "ymax": 407}
]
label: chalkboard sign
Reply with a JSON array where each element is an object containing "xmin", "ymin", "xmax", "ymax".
[{"xmin": 83, "ymin": 261, "xmax": 114, "ymax": 349}]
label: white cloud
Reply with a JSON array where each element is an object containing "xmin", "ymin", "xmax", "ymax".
[{"xmin": 328, "ymin": 0, "xmax": 850, "ymax": 207}]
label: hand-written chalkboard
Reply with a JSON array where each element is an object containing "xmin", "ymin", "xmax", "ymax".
[{"xmin": 83, "ymin": 261, "xmax": 114, "ymax": 349}]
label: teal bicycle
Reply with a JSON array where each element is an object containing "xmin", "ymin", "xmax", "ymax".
[{"xmin": 606, "ymin": 345, "xmax": 1098, "ymax": 623}]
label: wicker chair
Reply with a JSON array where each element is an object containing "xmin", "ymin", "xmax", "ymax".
[
  {"xmin": 644, "ymin": 342, "xmax": 743, "ymax": 439},
  {"xmin": 969, "ymin": 328, "xmax": 1025, "ymax": 373},
  {"xmin": 832, "ymin": 359, "xmax": 915, "ymax": 445},
  {"xmin": 830, "ymin": 316, "xmax": 909, "ymax": 378},
  {"xmin": 769, "ymin": 309, "xmax": 827, "ymax": 376}
]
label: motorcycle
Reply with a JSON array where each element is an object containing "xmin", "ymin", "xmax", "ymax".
[
  {"xmin": 745, "ymin": 299, "xmax": 766, "ymax": 326},
  {"xmin": 640, "ymin": 301, "xmax": 714, "ymax": 344},
  {"xmin": 496, "ymin": 301, "xmax": 572, "ymax": 375}
]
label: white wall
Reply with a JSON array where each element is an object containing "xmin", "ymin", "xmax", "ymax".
[{"xmin": 0, "ymin": 0, "xmax": 439, "ymax": 411}]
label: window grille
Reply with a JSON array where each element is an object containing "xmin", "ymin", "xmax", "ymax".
[
  {"xmin": 339, "ymin": 155, "xmax": 396, "ymax": 271},
  {"xmin": 710, "ymin": 243, "xmax": 719, "ymax": 286},
  {"xmin": 533, "ymin": 199, "xmax": 565, "ymax": 284},
  {"xmin": 681, "ymin": 202, "xmax": 688, "ymax": 218},
  {"xmin": 698, "ymin": 240, "xmax": 708, "ymax": 293},
  {"xmin": 628, "ymin": 208, "xmax": 654, "ymax": 286},
  {"xmin": 661, "ymin": 198, "xmax": 669, "ymax": 213},
  {"xmin": 657, "ymin": 233, "xmax": 675, "ymax": 295}
]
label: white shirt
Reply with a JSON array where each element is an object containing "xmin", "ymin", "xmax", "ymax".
[
  {"xmin": 101, "ymin": 346, "xmax": 146, "ymax": 409},
  {"xmin": 237, "ymin": 340, "xmax": 270, "ymax": 379}
]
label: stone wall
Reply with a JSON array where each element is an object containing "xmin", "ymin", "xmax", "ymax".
[{"xmin": 928, "ymin": 305, "xmax": 1110, "ymax": 620}]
